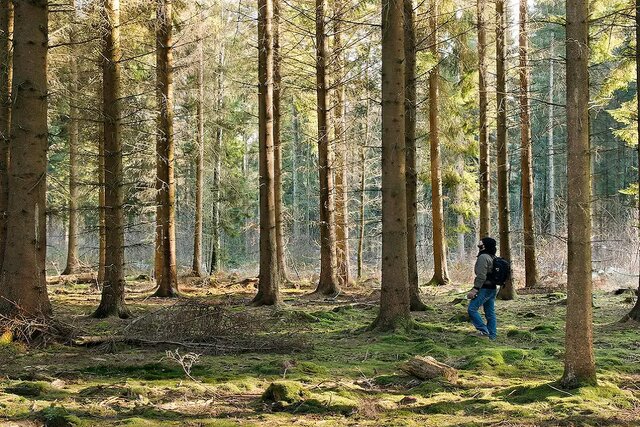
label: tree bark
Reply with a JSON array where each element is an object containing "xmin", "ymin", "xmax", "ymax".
[
  {"xmin": 428, "ymin": 0, "xmax": 450, "ymax": 286},
  {"xmin": 64, "ymin": 5, "xmax": 81, "ymax": 275},
  {"xmin": 0, "ymin": 0, "xmax": 51, "ymax": 317},
  {"xmin": 333, "ymin": 0, "xmax": 350, "ymax": 288},
  {"xmin": 153, "ymin": 0, "xmax": 179, "ymax": 298},
  {"xmin": 358, "ymin": 55, "xmax": 371, "ymax": 279},
  {"xmin": 560, "ymin": 0, "xmax": 596, "ymax": 388},
  {"xmin": 210, "ymin": 50, "xmax": 224, "ymax": 275},
  {"xmin": 273, "ymin": 0, "xmax": 287, "ymax": 281},
  {"xmin": 98, "ymin": 125, "xmax": 106, "ymax": 283},
  {"xmin": 0, "ymin": 0, "xmax": 12, "ymax": 273},
  {"xmin": 495, "ymin": 0, "xmax": 514, "ymax": 300},
  {"xmin": 313, "ymin": 0, "xmax": 339, "ymax": 296},
  {"xmin": 253, "ymin": 0, "xmax": 282, "ymax": 306},
  {"xmin": 477, "ymin": 0, "xmax": 490, "ymax": 238},
  {"xmin": 191, "ymin": 10, "xmax": 205, "ymax": 278},
  {"xmin": 628, "ymin": 0, "xmax": 640, "ymax": 322},
  {"xmin": 371, "ymin": 0, "xmax": 411, "ymax": 331},
  {"xmin": 548, "ymin": 38, "xmax": 556, "ymax": 236},
  {"xmin": 94, "ymin": 0, "xmax": 130, "ymax": 319},
  {"xmin": 519, "ymin": 0, "xmax": 538, "ymax": 288},
  {"xmin": 291, "ymin": 102, "xmax": 300, "ymax": 242},
  {"xmin": 405, "ymin": 0, "xmax": 426, "ymax": 310}
]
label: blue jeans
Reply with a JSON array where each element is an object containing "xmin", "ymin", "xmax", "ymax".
[{"xmin": 468, "ymin": 288, "xmax": 497, "ymax": 339}]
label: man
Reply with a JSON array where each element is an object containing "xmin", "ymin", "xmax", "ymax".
[{"xmin": 467, "ymin": 237, "xmax": 498, "ymax": 340}]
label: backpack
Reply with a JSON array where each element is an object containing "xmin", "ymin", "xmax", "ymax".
[{"xmin": 488, "ymin": 256, "xmax": 511, "ymax": 286}]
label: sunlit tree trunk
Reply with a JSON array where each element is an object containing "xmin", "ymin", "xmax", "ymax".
[
  {"xmin": 64, "ymin": 3, "xmax": 81, "ymax": 275},
  {"xmin": 0, "ymin": 0, "xmax": 51, "ymax": 317},
  {"xmin": 334, "ymin": 0, "xmax": 350, "ymax": 288},
  {"xmin": 495, "ymin": 0, "xmax": 514, "ymax": 300},
  {"xmin": 561, "ymin": 0, "xmax": 596, "ymax": 388},
  {"xmin": 547, "ymin": 38, "xmax": 556, "ymax": 237},
  {"xmin": 519, "ymin": 0, "xmax": 538, "ymax": 288},
  {"xmin": 358, "ymin": 56, "xmax": 371, "ymax": 279},
  {"xmin": 93, "ymin": 0, "xmax": 130, "ymax": 318},
  {"xmin": 153, "ymin": 0, "xmax": 179, "ymax": 297},
  {"xmin": 428, "ymin": 0, "xmax": 450, "ymax": 286},
  {"xmin": 371, "ymin": 0, "xmax": 411, "ymax": 330},
  {"xmin": 405, "ymin": 0, "xmax": 426, "ymax": 310},
  {"xmin": 273, "ymin": 0, "xmax": 288, "ymax": 281},
  {"xmin": 313, "ymin": 0, "xmax": 339, "ymax": 296},
  {"xmin": 625, "ymin": 0, "xmax": 640, "ymax": 322},
  {"xmin": 191, "ymin": 10, "xmax": 205, "ymax": 278},
  {"xmin": 0, "ymin": 0, "xmax": 12, "ymax": 273},
  {"xmin": 291, "ymin": 102, "xmax": 300, "ymax": 242},
  {"xmin": 253, "ymin": 0, "xmax": 282, "ymax": 306},
  {"xmin": 477, "ymin": 0, "xmax": 490, "ymax": 238},
  {"xmin": 210, "ymin": 49, "xmax": 224, "ymax": 275}
]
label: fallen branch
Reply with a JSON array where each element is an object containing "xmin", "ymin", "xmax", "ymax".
[{"xmin": 400, "ymin": 356, "xmax": 458, "ymax": 382}]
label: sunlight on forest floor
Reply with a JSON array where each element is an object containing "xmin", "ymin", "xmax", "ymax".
[{"xmin": 1, "ymin": 275, "xmax": 639, "ymax": 426}]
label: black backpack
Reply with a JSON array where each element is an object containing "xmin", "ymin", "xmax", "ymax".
[{"xmin": 488, "ymin": 256, "xmax": 511, "ymax": 286}]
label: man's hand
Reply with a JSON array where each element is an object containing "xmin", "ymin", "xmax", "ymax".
[{"xmin": 467, "ymin": 289, "xmax": 478, "ymax": 300}]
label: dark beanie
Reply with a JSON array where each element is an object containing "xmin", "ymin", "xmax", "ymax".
[{"xmin": 481, "ymin": 237, "xmax": 497, "ymax": 255}]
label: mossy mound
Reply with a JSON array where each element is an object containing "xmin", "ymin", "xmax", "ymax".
[
  {"xmin": 41, "ymin": 406, "xmax": 82, "ymax": 427},
  {"xmin": 6, "ymin": 381, "xmax": 52, "ymax": 397},
  {"xmin": 262, "ymin": 381, "xmax": 310, "ymax": 403}
]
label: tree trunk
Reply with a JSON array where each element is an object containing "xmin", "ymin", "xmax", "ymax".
[
  {"xmin": 519, "ymin": 0, "xmax": 538, "ymax": 288},
  {"xmin": 98, "ymin": 125, "xmax": 106, "ymax": 283},
  {"xmin": 333, "ymin": 0, "xmax": 350, "ymax": 288},
  {"xmin": 153, "ymin": 0, "xmax": 179, "ymax": 298},
  {"xmin": 273, "ymin": 0, "xmax": 288, "ymax": 281},
  {"xmin": 191, "ymin": 11, "xmax": 205, "ymax": 278},
  {"xmin": 0, "ymin": 0, "xmax": 12, "ymax": 273},
  {"xmin": 371, "ymin": 0, "xmax": 411, "ymax": 331},
  {"xmin": 628, "ymin": 0, "xmax": 640, "ymax": 322},
  {"xmin": 291, "ymin": 102, "xmax": 300, "ymax": 242},
  {"xmin": 548, "ymin": 39, "xmax": 556, "ymax": 236},
  {"xmin": 405, "ymin": 0, "xmax": 426, "ymax": 310},
  {"xmin": 358, "ymin": 56, "xmax": 371, "ymax": 279},
  {"xmin": 427, "ymin": 0, "xmax": 450, "ymax": 286},
  {"xmin": 456, "ymin": 158, "xmax": 466, "ymax": 261},
  {"xmin": 495, "ymin": 0, "xmax": 514, "ymax": 300},
  {"xmin": 477, "ymin": 0, "xmax": 490, "ymax": 238},
  {"xmin": 253, "ymin": 0, "xmax": 282, "ymax": 306},
  {"xmin": 210, "ymin": 56, "xmax": 223, "ymax": 274},
  {"xmin": 313, "ymin": 0, "xmax": 339, "ymax": 296},
  {"xmin": 560, "ymin": 0, "xmax": 596, "ymax": 388},
  {"xmin": 64, "ymin": 8, "xmax": 81, "ymax": 275},
  {"xmin": 94, "ymin": 0, "xmax": 130, "ymax": 319},
  {"xmin": 0, "ymin": 0, "xmax": 51, "ymax": 317}
]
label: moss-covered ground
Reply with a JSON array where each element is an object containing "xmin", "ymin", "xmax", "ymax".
[{"xmin": 1, "ymin": 276, "xmax": 639, "ymax": 426}]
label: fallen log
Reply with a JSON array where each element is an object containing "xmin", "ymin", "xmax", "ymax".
[
  {"xmin": 47, "ymin": 272, "xmax": 98, "ymax": 285},
  {"xmin": 400, "ymin": 356, "xmax": 458, "ymax": 382}
]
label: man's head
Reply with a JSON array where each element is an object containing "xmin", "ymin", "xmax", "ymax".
[{"xmin": 478, "ymin": 237, "xmax": 497, "ymax": 255}]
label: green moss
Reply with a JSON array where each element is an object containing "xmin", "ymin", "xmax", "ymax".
[
  {"xmin": 463, "ymin": 350, "xmax": 505, "ymax": 370},
  {"xmin": 262, "ymin": 381, "xmax": 310, "ymax": 403},
  {"xmin": 530, "ymin": 324, "xmax": 558, "ymax": 334},
  {"xmin": 81, "ymin": 363, "xmax": 187, "ymax": 380},
  {"xmin": 506, "ymin": 329, "xmax": 534, "ymax": 341},
  {"xmin": 297, "ymin": 361, "xmax": 328, "ymax": 375},
  {"xmin": 6, "ymin": 381, "xmax": 52, "ymax": 397},
  {"xmin": 40, "ymin": 406, "xmax": 83, "ymax": 427},
  {"xmin": 501, "ymin": 382, "xmax": 568, "ymax": 404},
  {"xmin": 293, "ymin": 396, "xmax": 358, "ymax": 416},
  {"xmin": 501, "ymin": 348, "xmax": 528, "ymax": 364}
]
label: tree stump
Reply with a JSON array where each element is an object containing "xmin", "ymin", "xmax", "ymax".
[{"xmin": 400, "ymin": 356, "xmax": 458, "ymax": 382}]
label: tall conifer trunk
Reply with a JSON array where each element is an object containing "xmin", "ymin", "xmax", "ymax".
[
  {"xmin": 477, "ymin": 0, "xmax": 490, "ymax": 238},
  {"xmin": 625, "ymin": 0, "xmax": 640, "ymax": 322},
  {"xmin": 313, "ymin": 0, "xmax": 339, "ymax": 296},
  {"xmin": 548, "ymin": 39, "xmax": 556, "ymax": 236},
  {"xmin": 253, "ymin": 0, "xmax": 282, "ymax": 306},
  {"xmin": 519, "ymin": 0, "xmax": 538, "ymax": 287},
  {"xmin": 371, "ymin": 0, "xmax": 411, "ymax": 330},
  {"xmin": 561, "ymin": 0, "xmax": 596, "ymax": 388},
  {"xmin": 94, "ymin": 0, "xmax": 130, "ymax": 319},
  {"xmin": 191, "ymin": 9, "xmax": 205, "ymax": 278},
  {"xmin": 0, "ymin": 0, "xmax": 12, "ymax": 273},
  {"xmin": 273, "ymin": 0, "xmax": 287, "ymax": 281},
  {"xmin": 64, "ymin": 3, "xmax": 81, "ymax": 275},
  {"xmin": 210, "ymin": 49, "xmax": 224, "ymax": 275},
  {"xmin": 496, "ymin": 0, "xmax": 514, "ymax": 300},
  {"xmin": 405, "ymin": 0, "xmax": 426, "ymax": 310},
  {"xmin": 0, "ymin": 0, "xmax": 51, "ymax": 317},
  {"xmin": 153, "ymin": 0, "xmax": 179, "ymax": 297},
  {"xmin": 334, "ymin": 0, "xmax": 350, "ymax": 288},
  {"xmin": 428, "ymin": 0, "xmax": 450, "ymax": 286}
]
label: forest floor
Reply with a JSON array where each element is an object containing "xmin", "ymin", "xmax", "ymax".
[{"xmin": 1, "ymin": 273, "xmax": 639, "ymax": 427}]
